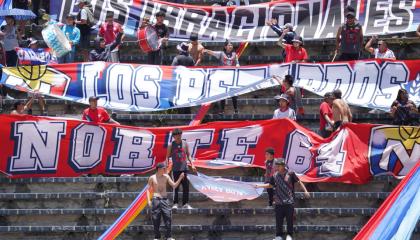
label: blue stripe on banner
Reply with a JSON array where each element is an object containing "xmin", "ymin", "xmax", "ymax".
[{"xmin": 370, "ymin": 167, "xmax": 420, "ymax": 240}]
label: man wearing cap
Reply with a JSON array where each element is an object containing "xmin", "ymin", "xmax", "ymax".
[
  {"xmin": 99, "ymin": 12, "xmax": 124, "ymax": 63},
  {"xmin": 188, "ymin": 33, "xmax": 204, "ymax": 66},
  {"xmin": 82, "ymin": 96, "xmax": 119, "ymax": 124},
  {"xmin": 165, "ymin": 128, "xmax": 196, "ymax": 210},
  {"xmin": 273, "ymin": 94, "xmax": 296, "ymax": 120},
  {"xmin": 319, "ymin": 92, "xmax": 334, "ymax": 138},
  {"xmin": 277, "ymin": 29, "xmax": 308, "ymax": 63},
  {"xmin": 89, "ymin": 27, "xmax": 123, "ymax": 62},
  {"xmin": 59, "ymin": 14, "xmax": 80, "ymax": 63},
  {"xmin": 148, "ymin": 11, "xmax": 169, "ymax": 65},
  {"xmin": 75, "ymin": 0, "xmax": 94, "ymax": 61},
  {"xmin": 335, "ymin": 11, "xmax": 363, "ymax": 61},
  {"xmin": 172, "ymin": 42, "xmax": 195, "ymax": 66},
  {"xmin": 255, "ymin": 158, "xmax": 310, "ymax": 240},
  {"xmin": 147, "ymin": 163, "xmax": 185, "ymax": 240}
]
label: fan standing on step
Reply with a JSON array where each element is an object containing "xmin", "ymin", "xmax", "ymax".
[
  {"xmin": 255, "ymin": 158, "xmax": 310, "ymax": 240},
  {"xmin": 147, "ymin": 163, "xmax": 185, "ymax": 240}
]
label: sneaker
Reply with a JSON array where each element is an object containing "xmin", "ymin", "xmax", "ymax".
[
  {"xmin": 120, "ymin": 174, "xmax": 134, "ymax": 177},
  {"xmin": 274, "ymin": 237, "xmax": 283, "ymax": 240},
  {"xmin": 172, "ymin": 203, "xmax": 178, "ymax": 209},
  {"xmin": 166, "ymin": 238, "xmax": 175, "ymax": 240},
  {"xmin": 286, "ymin": 235, "xmax": 293, "ymax": 240},
  {"xmin": 183, "ymin": 203, "xmax": 193, "ymax": 209},
  {"xmin": 266, "ymin": 205, "xmax": 273, "ymax": 209}
]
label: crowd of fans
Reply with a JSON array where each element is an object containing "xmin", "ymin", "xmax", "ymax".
[{"xmin": 0, "ymin": 0, "xmax": 419, "ymax": 125}]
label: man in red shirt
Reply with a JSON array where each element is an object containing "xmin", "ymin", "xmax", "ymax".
[
  {"xmin": 277, "ymin": 29, "xmax": 308, "ymax": 63},
  {"xmin": 98, "ymin": 12, "xmax": 124, "ymax": 62},
  {"xmin": 82, "ymin": 96, "xmax": 119, "ymax": 124},
  {"xmin": 319, "ymin": 92, "xmax": 334, "ymax": 138}
]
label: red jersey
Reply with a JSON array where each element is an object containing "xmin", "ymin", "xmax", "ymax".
[
  {"xmin": 99, "ymin": 22, "xmax": 122, "ymax": 45},
  {"xmin": 319, "ymin": 102, "xmax": 333, "ymax": 130},
  {"xmin": 82, "ymin": 107, "xmax": 111, "ymax": 123},
  {"xmin": 284, "ymin": 44, "xmax": 308, "ymax": 63}
]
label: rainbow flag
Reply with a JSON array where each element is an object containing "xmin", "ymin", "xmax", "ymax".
[
  {"xmin": 98, "ymin": 186, "xmax": 150, "ymax": 240},
  {"xmin": 354, "ymin": 161, "xmax": 420, "ymax": 240}
]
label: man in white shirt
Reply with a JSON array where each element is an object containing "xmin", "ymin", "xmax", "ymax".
[
  {"xmin": 365, "ymin": 36, "xmax": 396, "ymax": 60},
  {"xmin": 273, "ymin": 94, "xmax": 296, "ymax": 120}
]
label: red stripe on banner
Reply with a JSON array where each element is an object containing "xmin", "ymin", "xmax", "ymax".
[
  {"xmin": 189, "ymin": 103, "xmax": 212, "ymax": 126},
  {"xmin": 359, "ymin": 0, "xmax": 365, "ymax": 14},
  {"xmin": 354, "ymin": 161, "xmax": 420, "ymax": 239}
]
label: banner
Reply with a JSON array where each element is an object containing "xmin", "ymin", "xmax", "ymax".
[
  {"xmin": 188, "ymin": 173, "xmax": 264, "ymax": 202},
  {"xmin": 16, "ymin": 47, "xmax": 57, "ymax": 65},
  {"xmin": 98, "ymin": 186, "xmax": 150, "ymax": 240},
  {"xmin": 1, "ymin": 60, "xmax": 419, "ymax": 111},
  {"xmin": 50, "ymin": 0, "xmax": 420, "ymax": 41},
  {"xmin": 354, "ymin": 161, "xmax": 420, "ymax": 240},
  {"xmin": 0, "ymin": 115, "xmax": 419, "ymax": 183}
]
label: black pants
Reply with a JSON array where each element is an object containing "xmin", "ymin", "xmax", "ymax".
[
  {"xmin": 5, "ymin": 50, "xmax": 17, "ymax": 67},
  {"xmin": 220, "ymin": 96, "xmax": 238, "ymax": 113},
  {"xmin": 275, "ymin": 204, "xmax": 294, "ymax": 237},
  {"xmin": 173, "ymin": 171, "xmax": 189, "ymax": 205},
  {"xmin": 339, "ymin": 53, "xmax": 359, "ymax": 61},
  {"xmin": 151, "ymin": 198, "xmax": 172, "ymax": 239},
  {"xmin": 147, "ymin": 49, "xmax": 163, "ymax": 65},
  {"xmin": 267, "ymin": 187, "xmax": 274, "ymax": 206}
]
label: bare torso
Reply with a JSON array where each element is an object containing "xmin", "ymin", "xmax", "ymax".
[
  {"xmin": 188, "ymin": 43, "xmax": 204, "ymax": 63},
  {"xmin": 149, "ymin": 174, "xmax": 170, "ymax": 198},
  {"xmin": 332, "ymin": 99, "xmax": 351, "ymax": 122}
]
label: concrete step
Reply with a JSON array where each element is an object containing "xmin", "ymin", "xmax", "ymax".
[
  {"xmin": 0, "ymin": 176, "xmax": 399, "ymax": 194},
  {"xmin": 0, "ymin": 192, "xmax": 389, "ymax": 209},
  {"xmin": 0, "ymin": 224, "xmax": 368, "ymax": 240}
]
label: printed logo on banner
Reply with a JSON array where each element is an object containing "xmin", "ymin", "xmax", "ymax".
[
  {"xmin": 369, "ymin": 126, "xmax": 420, "ymax": 176},
  {"xmin": 403, "ymin": 73, "xmax": 420, "ymax": 103},
  {"xmin": 8, "ymin": 121, "xmax": 66, "ymax": 174},
  {"xmin": 3, "ymin": 66, "xmax": 70, "ymax": 96}
]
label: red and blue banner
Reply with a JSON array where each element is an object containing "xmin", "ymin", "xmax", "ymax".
[
  {"xmin": 16, "ymin": 47, "xmax": 57, "ymax": 65},
  {"xmin": 0, "ymin": 115, "xmax": 418, "ymax": 183},
  {"xmin": 1, "ymin": 60, "xmax": 419, "ymax": 112},
  {"xmin": 98, "ymin": 186, "xmax": 150, "ymax": 240},
  {"xmin": 354, "ymin": 161, "xmax": 420, "ymax": 240},
  {"xmin": 50, "ymin": 0, "xmax": 420, "ymax": 41}
]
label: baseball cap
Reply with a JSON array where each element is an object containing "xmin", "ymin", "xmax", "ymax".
[
  {"xmin": 176, "ymin": 42, "xmax": 189, "ymax": 53},
  {"xmin": 88, "ymin": 96, "xmax": 99, "ymax": 101},
  {"xmin": 274, "ymin": 158, "xmax": 286, "ymax": 166},
  {"xmin": 74, "ymin": 0, "xmax": 89, "ymax": 5},
  {"xmin": 347, "ymin": 11, "xmax": 355, "ymax": 18},
  {"xmin": 156, "ymin": 162, "xmax": 166, "ymax": 169},
  {"xmin": 274, "ymin": 94, "xmax": 289, "ymax": 102}
]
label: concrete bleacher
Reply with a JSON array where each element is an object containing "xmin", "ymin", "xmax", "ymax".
[
  {"xmin": 1, "ymin": 173, "xmax": 418, "ymax": 240},
  {"xmin": 1, "ymin": 1, "xmax": 419, "ymax": 239}
]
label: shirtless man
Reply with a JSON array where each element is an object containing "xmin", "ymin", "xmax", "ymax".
[
  {"xmin": 331, "ymin": 89, "xmax": 352, "ymax": 131},
  {"xmin": 147, "ymin": 163, "xmax": 184, "ymax": 240},
  {"xmin": 188, "ymin": 33, "xmax": 204, "ymax": 66}
]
